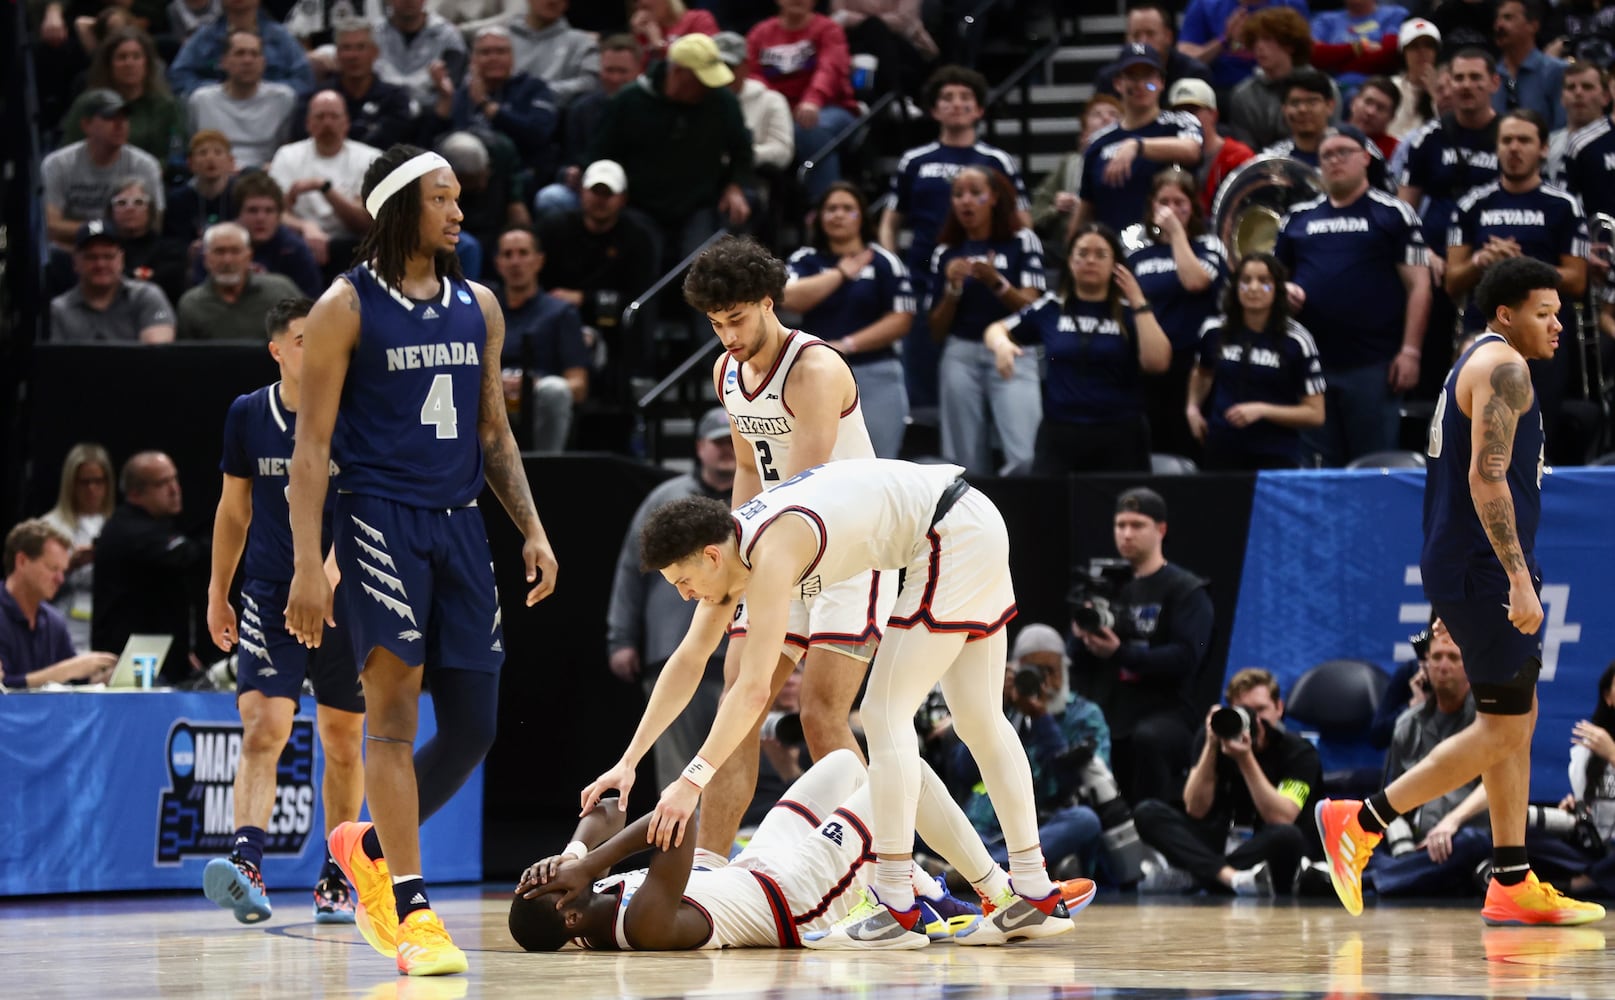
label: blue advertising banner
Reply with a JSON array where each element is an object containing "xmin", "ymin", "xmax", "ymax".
[
  {"xmin": 1227, "ymin": 468, "xmax": 1615, "ymax": 797},
  {"xmin": 0, "ymin": 692, "xmax": 481, "ymax": 896}
]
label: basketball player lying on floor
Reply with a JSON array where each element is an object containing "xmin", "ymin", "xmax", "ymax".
[{"xmin": 509, "ymin": 749, "xmax": 1095, "ymax": 951}]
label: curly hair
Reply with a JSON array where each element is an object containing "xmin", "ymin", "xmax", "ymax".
[
  {"xmin": 1240, "ymin": 6, "xmax": 1313, "ymax": 66},
  {"xmin": 935, "ymin": 166, "xmax": 1020, "ymax": 248},
  {"xmin": 508, "ymin": 893, "xmax": 574, "ymax": 952},
  {"xmin": 354, "ymin": 144, "xmax": 465, "ymax": 291},
  {"xmin": 922, "ymin": 64, "xmax": 988, "ymax": 109},
  {"xmin": 639, "ymin": 496, "xmax": 735, "ymax": 572},
  {"xmin": 682, "ymin": 235, "xmax": 788, "ymax": 313}
]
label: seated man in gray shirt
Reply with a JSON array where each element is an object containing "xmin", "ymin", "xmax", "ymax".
[
  {"xmin": 187, "ymin": 29, "xmax": 299, "ymax": 170},
  {"xmin": 49, "ymin": 221, "xmax": 176, "ymax": 344},
  {"xmin": 176, "ymin": 221, "xmax": 303, "ymax": 340},
  {"xmin": 42, "ymin": 90, "xmax": 166, "ymax": 253}
]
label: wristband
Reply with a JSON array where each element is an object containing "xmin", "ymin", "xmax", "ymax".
[
  {"xmin": 680, "ymin": 754, "xmax": 716, "ymax": 789},
  {"xmin": 1131, "ymin": 302, "xmax": 1153, "ymax": 314},
  {"xmin": 563, "ymin": 840, "xmax": 588, "ymax": 862}
]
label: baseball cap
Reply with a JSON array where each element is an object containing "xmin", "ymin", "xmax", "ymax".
[
  {"xmin": 80, "ymin": 88, "xmax": 131, "ymax": 119},
  {"xmin": 1399, "ymin": 18, "xmax": 1441, "ymax": 50},
  {"xmin": 697, "ymin": 407, "xmax": 732, "ymax": 441},
  {"xmin": 1115, "ymin": 487, "xmax": 1168, "ymax": 523},
  {"xmin": 1011, "ymin": 623, "xmax": 1069, "ymax": 666},
  {"xmin": 669, "ymin": 33, "xmax": 735, "ymax": 88},
  {"xmin": 1167, "ymin": 78, "xmax": 1217, "ymax": 111},
  {"xmin": 580, "ymin": 159, "xmax": 627, "ymax": 194},
  {"xmin": 75, "ymin": 219, "xmax": 121, "ymax": 250},
  {"xmin": 1323, "ymin": 123, "xmax": 1372, "ymax": 150},
  {"xmin": 712, "ymin": 31, "xmax": 747, "ymax": 68},
  {"xmin": 1114, "ymin": 42, "xmax": 1162, "ymax": 74}
]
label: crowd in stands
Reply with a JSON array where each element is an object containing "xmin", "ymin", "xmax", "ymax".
[{"xmin": 12, "ymin": 0, "xmax": 1615, "ymax": 902}]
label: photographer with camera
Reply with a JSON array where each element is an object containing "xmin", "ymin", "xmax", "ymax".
[
  {"xmin": 1069, "ymin": 487, "xmax": 1215, "ymax": 807},
  {"xmin": 950, "ymin": 624, "xmax": 1116, "ymax": 881},
  {"xmin": 1365, "ymin": 621, "xmax": 1495, "ymax": 898},
  {"xmin": 1369, "ymin": 621, "xmax": 1437, "ymax": 751},
  {"xmin": 1133, "ymin": 668, "xmax": 1320, "ymax": 896}
]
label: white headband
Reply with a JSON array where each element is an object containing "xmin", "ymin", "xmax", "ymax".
[{"xmin": 365, "ymin": 151, "xmax": 451, "ymax": 218}]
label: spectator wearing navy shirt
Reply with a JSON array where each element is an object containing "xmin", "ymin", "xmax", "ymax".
[
  {"xmin": 289, "ymin": 21, "xmax": 417, "ymax": 153},
  {"xmin": 495, "ymin": 226, "xmax": 590, "ymax": 453},
  {"xmin": 1447, "ymin": 110, "xmax": 1587, "ymax": 461},
  {"xmin": 1187, "ymin": 253, "xmax": 1327, "ymax": 469},
  {"xmin": 1564, "ymin": 71, "xmax": 1615, "ymax": 222},
  {"xmin": 1276, "ymin": 126, "xmax": 1429, "ymax": 465},
  {"xmin": 987, "ymin": 223, "xmax": 1171, "ymax": 475},
  {"xmin": 1545, "ymin": 62, "xmax": 1606, "ymax": 190},
  {"xmin": 1125, "ymin": 168, "xmax": 1229, "ymax": 460},
  {"xmin": 434, "ymin": 26, "xmax": 560, "ymax": 170},
  {"xmin": 0, "ymin": 520, "xmax": 117, "ymax": 689},
  {"xmin": 224, "ymin": 171, "xmax": 324, "ymax": 297},
  {"xmin": 1177, "ymin": 0, "xmax": 1313, "ymax": 91},
  {"xmin": 1075, "ymin": 44, "xmax": 1203, "ymax": 242},
  {"xmin": 1398, "ymin": 48, "xmax": 1501, "ymax": 285},
  {"xmin": 880, "ymin": 65, "xmax": 1029, "ymax": 409},
  {"xmin": 1262, "ymin": 70, "xmax": 1390, "ymax": 191},
  {"xmin": 1491, "ymin": 0, "xmax": 1566, "ymax": 131},
  {"xmin": 927, "ymin": 166, "xmax": 1046, "ymax": 475},
  {"xmin": 783, "ymin": 182, "xmax": 915, "ymax": 458}
]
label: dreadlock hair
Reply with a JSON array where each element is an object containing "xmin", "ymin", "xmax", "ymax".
[
  {"xmin": 639, "ymin": 495, "xmax": 735, "ymax": 572},
  {"xmin": 682, "ymin": 235, "xmax": 788, "ymax": 314},
  {"xmin": 354, "ymin": 144, "xmax": 465, "ymax": 291}
]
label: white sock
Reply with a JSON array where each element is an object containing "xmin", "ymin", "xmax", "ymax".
[
  {"xmin": 692, "ymin": 848, "xmax": 729, "ymax": 870},
  {"xmin": 912, "ymin": 862, "xmax": 944, "ymax": 900},
  {"xmin": 874, "ymin": 858, "xmax": 916, "ymax": 913},
  {"xmin": 391, "ymin": 873, "xmax": 422, "ymax": 884},
  {"xmin": 1007, "ymin": 847, "xmax": 1053, "ymax": 900},
  {"xmin": 971, "ymin": 865, "xmax": 1012, "ymax": 904}
]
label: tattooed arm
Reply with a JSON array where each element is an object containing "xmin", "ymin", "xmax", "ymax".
[
  {"xmin": 1466, "ymin": 353, "xmax": 1543, "ymax": 633},
  {"xmin": 474, "ymin": 282, "xmax": 559, "ymax": 606}
]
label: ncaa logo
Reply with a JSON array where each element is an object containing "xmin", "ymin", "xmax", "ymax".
[
  {"xmin": 457, "ymin": 289, "xmax": 473, "ymax": 304},
  {"xmin": 726, "ymin": 369, "xmax": 738, "ymax": 384},
  {"xmin": 170, "ymin": 728, "xmax": 195, "ymax": 778}
]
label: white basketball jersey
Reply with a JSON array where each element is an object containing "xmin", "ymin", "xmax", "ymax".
[
  {"xmin": 719, "ymin": 331, "xmax": 875, "ymax": 486},
  {"xmin": 733, "ymin": 459, "xmax": 965, "ymax": 595},
  {"xmin": 593, "ymin": 867, "xmax": 792, "ymax": 950}
]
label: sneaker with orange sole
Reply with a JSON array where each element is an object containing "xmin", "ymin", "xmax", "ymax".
[
  {"xmin": 1482, "ymin": 872, "xmax": 1607, "ymax": 926},
  {"xmin": 328, "ymin": 821, "xmax": 398, "ymax": 958},
  {"xmin": 396, "ymin": 909, "xmax": 468, "ymax": 976},
  {"xmin": 1315, "ymin": 799, "xmax": 1382, "ymax": 917}
]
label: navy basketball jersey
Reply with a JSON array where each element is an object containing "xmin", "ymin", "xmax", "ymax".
[
  {"xmin": 220, "ymin": 383, "xmax": 339, "ymax": 582},
  {"xmin": 336, "ymin": 264, "xmax": 486, "ymax": 509},
  {"xmin": 1420, "ymin": 332, "xmax": 1544, "ymax": 601}
]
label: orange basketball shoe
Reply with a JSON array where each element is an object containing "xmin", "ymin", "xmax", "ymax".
[
  {"xmin": 396, "ymin": 909, "xmax": 468, "ymax": 976},
  {"xmin": 1315, "ymin": 799, "xmax": 1382, "ymax": 917},
  {"xmin": 329, "ymin": 821, "xmax": 398, "ymax": 957},
  {"xmin": 1482, "ymin": 872, "xmax": 1607, "ymax": 926}
]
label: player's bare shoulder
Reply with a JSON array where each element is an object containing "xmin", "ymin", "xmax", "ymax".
[
  {"xmin": 1457, "ymin": 338, "xmax": 1531, "ymax": 416},
  {"xmin": 306, "ymin": 276, "xmax": 362, "ymax": 350},
  {"xmin": 783, "ymin": 339, "xmax": 858, "ymax": 412}
]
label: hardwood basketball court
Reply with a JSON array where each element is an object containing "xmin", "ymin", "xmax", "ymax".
[{"xmin": 5, "ymin": 889, "xmax": 1611, "ymax": 998}]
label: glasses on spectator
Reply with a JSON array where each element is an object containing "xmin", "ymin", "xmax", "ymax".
[
  {"xmin": 112, "ymin": 196, "xmax": 150, "ymax": 208},
  {"xmin": 1318, "ymin": 146, "xmax": 1360, "ymax": 163}
]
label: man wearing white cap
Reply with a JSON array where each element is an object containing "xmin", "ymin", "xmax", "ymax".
[
  {"xmin": 1167, "ymin": 77, "xmax": 1254, "ymax": 215},
  {"xmin": 588, "ymin": 32, "xmax": 753, "ymax": 270},
  {"xmin": 537, "ymin": 159, "xmax": 659, "ymax": 400}
]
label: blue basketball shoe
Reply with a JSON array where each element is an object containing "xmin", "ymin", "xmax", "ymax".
[
  {"xmin": 204, "ymin": 855, "xmax": 273, "ymax": 924},
  {"xmin": 919, "ymin": 875, "xmax": 983, "ymax": 940}
]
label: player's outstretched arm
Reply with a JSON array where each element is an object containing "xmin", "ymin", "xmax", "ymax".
[
  {"xmin": 1465, "ymin": 350, "xmax": 1543, "ymax": 633},
  {"xmin": 581, "ymin": 599, "xmax": 732, "ymax": 814},
  {"xmin": 206, "ymin": 473, "xmax": 253, "ymax": 650},
  {"xmin": 285, "ymin": 279, "xmax": 359, "ymax": 646},
  {"xmin": 473, "ymin": 282, "xmax": 558, "ymax": 606}
]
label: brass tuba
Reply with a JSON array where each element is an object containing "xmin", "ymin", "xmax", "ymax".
[{"xmin": 1210, "ymin": 155, "xmax": 1323, "ymax": 262}]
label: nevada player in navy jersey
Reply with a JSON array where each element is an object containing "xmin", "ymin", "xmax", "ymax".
[
  {"xmin": 1275, "ymin": 127, "xmax": 1430, "ymax": 466},
  {"xmin": 1073, "ymin": 44, "xmax": 1203, "ymax": 239},
  {"xmin": 1317, "ymin": 258, "xmax": 1606, "ymax": 928},
  {"xmin": 202, "ymin": 298, "xmax": 365, "ymax": 928},
  {"xmin": 1447, "ymin": 110, "xmax": 1588, "ymax": 462},
  {"xmin": 284, "ymin": 144, "xmax": 560, "ymax": 977}
]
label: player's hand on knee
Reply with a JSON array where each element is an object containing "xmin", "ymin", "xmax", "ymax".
[
  {"xmin": 581, "ymin": 761, "xmax": 636, "ymax": 816},
  {"xmin": 523, "ymin": 537, "xmax": 559, "ymax": 606}
]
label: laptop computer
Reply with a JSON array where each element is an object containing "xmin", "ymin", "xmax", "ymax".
[{"xmin": 106, "ymin": 634, "xmax": 174, "ymax": 689}]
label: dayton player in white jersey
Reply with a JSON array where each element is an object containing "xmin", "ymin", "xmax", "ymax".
[
  {"xmin": 581, "ymin": 459, "xmax": 1072, "ymax": 949},
  {"xmin": 645, "ymin": 235, "xmax": 899, "ymax": 876},
  {"xmin": 514, "ymin": 749, "xmax": 1085, "ymax": 951}
]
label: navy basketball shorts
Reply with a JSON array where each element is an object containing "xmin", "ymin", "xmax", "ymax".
[
  {"xmin": 332, "ymin": 492, "xmax": 504, "ymax": 673},
  {"xmin": 1431, "ymin": 572, "xmax": 1543, "ymax": 713},
  {"xmin": 237, "ymin": 577, "xmax": 364, "ymax": 713}
]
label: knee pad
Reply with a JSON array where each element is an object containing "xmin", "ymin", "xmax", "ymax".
[{"xmin": 1471, "ymin": 657, "xmax": 1541, "ymax": 717}]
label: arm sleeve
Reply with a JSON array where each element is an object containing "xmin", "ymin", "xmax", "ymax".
[{"xmin": 1112, "ymin": 583, "xmax": 1213, "ymax": 678}]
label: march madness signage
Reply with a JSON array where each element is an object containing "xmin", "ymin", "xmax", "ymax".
[{"xmin": 155, "ymin": 718, "xmax": 318, "ymax": 864}]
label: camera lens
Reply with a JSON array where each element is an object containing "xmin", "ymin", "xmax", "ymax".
[{"xmin": 1210, "ymin": 707, "xmax": 1247, "ymax": 740}]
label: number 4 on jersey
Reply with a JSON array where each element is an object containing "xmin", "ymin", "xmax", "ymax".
[{"xmin": 420, "ymin": 373, "xmax": 459, "ymax": 439}]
